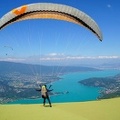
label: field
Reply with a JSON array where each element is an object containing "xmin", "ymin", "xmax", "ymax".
[{"xmin": 0, "ymin": 98, "xmax": 120, "ymax": 120}]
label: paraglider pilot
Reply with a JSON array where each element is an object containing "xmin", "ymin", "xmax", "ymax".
[{"xmin": 36, "ymin": 84, "xmax": 53, "ymax": 107}]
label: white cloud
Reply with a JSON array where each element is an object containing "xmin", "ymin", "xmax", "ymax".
[
  {"xmin": 48, "ymin": 53, "xmax": 58, "ymax": 56},
  {"xmin": 0, "ymin": 55, "xmax": 120, "ymax": 64},
  {"xmin": 98, "ymin": 56, "xmax": 119, "ymax": 59},
  {"xmin": 107, "ymin": 4, "xmax": 111, "ymax": 8},
  {"xmin": 48, "ymin": 53, "xmax": 64, "ymax": 57},
  {"xmin": 0, "ymin": 57, "xmax": 26, "ymax": 62}
]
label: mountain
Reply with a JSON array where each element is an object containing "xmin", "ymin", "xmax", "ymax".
[
  {"xmin": 0, "ymin": 61, "xmax": 99, "ymax": 75},
  {"xmin": 79, "ymin": 74, "xmax": 120, "ymax": 99}
]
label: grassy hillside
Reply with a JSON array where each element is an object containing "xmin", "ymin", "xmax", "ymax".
[{"xmin": 0, "ymin": 98, "xmax": 120, "ymax": 120}]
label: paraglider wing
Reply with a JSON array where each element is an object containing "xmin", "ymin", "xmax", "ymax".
[
  {"xmin": 4, "ymin": 45, "xmax": 13, "ymax": 56},
  {"xmin": 4, "ymin": 45, "xmax": 13, "ymax": 50},
  {"xmin": 0, "ymin": 3, "xmax": 103, "ymax": 41}
]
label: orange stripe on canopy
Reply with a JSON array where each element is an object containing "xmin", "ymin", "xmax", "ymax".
[{"xmin": 12, "ymin": 6, "xmax": 27, "ymax": 15}]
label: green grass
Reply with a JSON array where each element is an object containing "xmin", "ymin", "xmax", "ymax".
[{"xmin": 0, "ymin": 98, "xmax": 120, "ymax": 120}]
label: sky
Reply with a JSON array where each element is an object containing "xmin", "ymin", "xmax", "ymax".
[{"xmin": 0, "ymin": 0, "xmax": 120, "ymax": 66}]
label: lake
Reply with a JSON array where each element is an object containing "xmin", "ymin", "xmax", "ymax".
[{"xmin": 10, "ymin": 69, "xmax": 120, "ymax": 104}]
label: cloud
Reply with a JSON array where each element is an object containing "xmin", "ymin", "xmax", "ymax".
[
  {"xmin": 98, "ymin": 56, "xmax": 119, "ymax": 59},
  {"xmin": 0, "ymin": 54, "xmax": 120, "ymax": 65},
  {"xmin": 0, "ymin": 57, "xmax": 26, "ymax": 62},
  {"xmin": 47, "ymin": 53, "xmax": 65, "ymax": 57},
  {"xmin": 107, "ymin": 4, "xmax": 111, "ymax": 8}
]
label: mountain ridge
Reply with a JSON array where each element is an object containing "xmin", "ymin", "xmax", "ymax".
[{"xmin": 0, "ymin": 61, "xmax": 99, "ymax": 75}]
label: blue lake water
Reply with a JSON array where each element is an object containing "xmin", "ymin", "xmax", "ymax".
[{"xmin": 10, "ymin": 70, "xmax": 120, "ymax": 104}]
